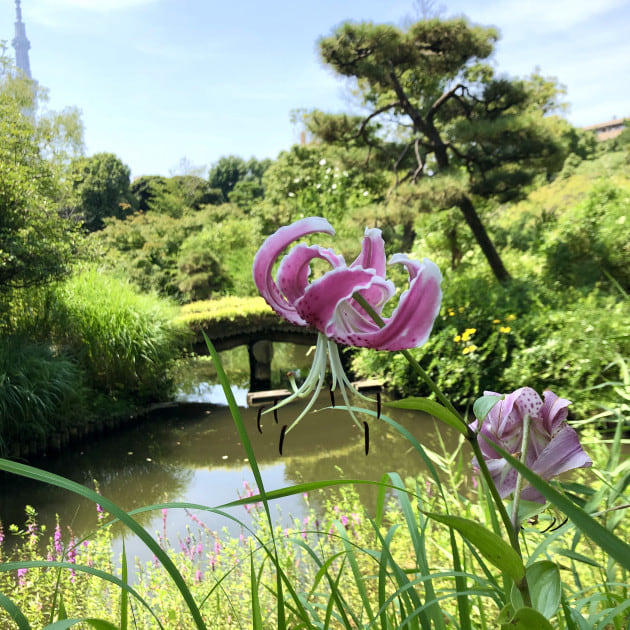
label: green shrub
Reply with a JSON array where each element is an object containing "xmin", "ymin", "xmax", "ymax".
[
  {"xmin": 351, "ymin": 271, "xmax": 629, "ymax": 416},
  {"xmin": 544, "ymin": 180, "xmax": 630, "ymax": 290}
]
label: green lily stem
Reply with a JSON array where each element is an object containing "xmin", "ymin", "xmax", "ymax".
[
  {"xmin": 469, "ymin": 435, "xmax": 533, "ymax": 608},
  {"xmin": 511, "ymin": 414, "xmax": 532, "ymax": 532},
  {"xmin": 350, "ymin": 291, "xmax": 532, "ymax": 605},
  {"xmin": 400, "ymin": 348, "xmax": 469, "ymax": 432}
]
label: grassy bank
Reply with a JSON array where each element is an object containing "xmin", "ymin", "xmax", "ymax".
[{"xmin": 0, "ymin": 267, "xmax": 190, "ymax": 457}]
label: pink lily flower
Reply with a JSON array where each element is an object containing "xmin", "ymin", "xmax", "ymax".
[
  {"xmin": 253, "ymin": 216, "xmax": 442, "ymax": 350},
  {"xmin": 470, "ymin": 387, "xmax": 592, "ymax": 502},
  {"xmin": 253, "ymin": 217, "xmax": 442, "ymax": 435}
]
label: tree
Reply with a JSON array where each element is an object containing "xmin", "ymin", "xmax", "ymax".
[
  {"xmin": 65, "ymin": 152, "xmax": 136, "ymax": 231},
  {"xmin": 130, "ymin": 175, "xmax": 168, "ymax": 212},
  {"xmin": 258, "ymin": 144, "xmax": 387, "ymax": 234},
  {"xmin": 170, "ymin": 175, "xmax": 222, "ymax": 209},
  {"xmin": 307, "ymin": 17, "xmax": 568, "ymax": 282},
  {"xmin": 0, "ymin": 57, "xmax": 83, "ymax": 294},
  {"xmin": 208, "ymin": 155, "xmax": 271, "ymax": 208}
]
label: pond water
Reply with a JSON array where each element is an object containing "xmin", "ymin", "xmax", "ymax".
[{"xmin": 0, "ymin": 345, "xmax": 467, "ymax": 565}]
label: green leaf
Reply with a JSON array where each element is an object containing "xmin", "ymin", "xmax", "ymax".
[
  {"xmin": 250, "ymin": 553, "xmax": 262, "ymax": 630},
  {"xmin": 0, "ymin": 591, "xmax": 32, "ymax": 630},
  {"xmin": 386, "ymin": 397, "xmax": 469, "ymax": 435},
  {"xmin": 425, "ymin": 512, "xmax": 525, "ymax": 582},
  {"xmin": 499, "ymin": 606, "xmax": 554, "ymax": 630},
  {"xmin": 551, "ymin": 547, "xmax": 602, "ymax": 568},
  {"xmin": 473, "ymin": 394, "xmax": 503, "ymax": 424},
  {"xmin": 506, "ymin": 498, "xmax": 546, "ymax": 525},
  {"xmin": 120, "ymin": 541, "xmax": 128, "ymax": 630},
  {"xmin": 511, "ymin": 561, "xmax": 561, "ymax": 619},
  {"xmin": 57, "ymin": 597, "xmax": 68, "ymax": 621},
  {"xmin": 483, "ymin": 436, "xmax": 630, "ymax": 571}
]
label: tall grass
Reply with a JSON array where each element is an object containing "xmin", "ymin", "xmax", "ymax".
[
  {"xmin": 0, "ymin": 336, "xmax": 86, "ymax": 455},
  {"xmin": 50, "ymin": 267, "xmax": 190, "ymax": 402}
]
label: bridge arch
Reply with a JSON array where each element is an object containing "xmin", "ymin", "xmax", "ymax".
[{"xmin": 179, "ymin": 297, "xmax": 317, "ymax": 391}]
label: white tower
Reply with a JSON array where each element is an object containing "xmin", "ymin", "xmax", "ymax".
[{"xmin": 12, "ymin": 0, "xmax": 33, "ymax": 79}]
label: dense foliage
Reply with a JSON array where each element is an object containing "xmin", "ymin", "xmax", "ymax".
[
  {"xmin": 1, "ymin": 12, "xmax": 629, "ymax": 630},
  {"xmin": 1, "ymin": 14, "xmax": 628, "ymax": 443},
  {"xmin": 0, "ymin": 61, "xmax": 82, "ymax": 295},
  {"xmin": 351, "ymin": 152, "xmax": 630, "ymax": 416}
]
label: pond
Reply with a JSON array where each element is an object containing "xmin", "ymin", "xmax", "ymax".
[{"xmin": 0, "ymin": 345, "xmax": 467, "ymax": 565}]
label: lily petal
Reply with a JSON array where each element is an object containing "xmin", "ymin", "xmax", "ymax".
[
  {"xmin": 531, "ymin": 424, "xmax": 593, "ymax": 481},
  {"xmin": 356, "ymin": 256, "xmax": 442, "ymax": 351},
  {"xmin": 295, "ymin": 266, "xmax": 395, "ymax": 344},
  {"xmin": 252, "ymin": 217, "xmax": 335, "ymax": 325},
  {"xmin": 350, "ymin": 227, "xmax": 387, "ymax": 277},
  {"xmin": 541, "ymin": 389, "xmax": 571, "ymax": 434},
  {"xmin": 277, "ymin": 243, "xmax": 345, "ymax": 304}
]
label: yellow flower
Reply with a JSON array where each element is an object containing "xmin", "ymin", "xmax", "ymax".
[
  {"xmin": 461, "ymin": 328, "xmax": 476, "ymax": 342},
  {"xmin": 458, "ymin": 306, "xmax": 465, "ymax": 313},
  {"xmin": 492, "ymin": 319, "xmax": 501, "ymax": 324},
  {"xmin": 506, "ymin": 314, "xmax": 516, "ymax": 321},
  {"xmin": 448, "ymin": 308, "xmax": 455, "ymax": 316},
  {"xmin": 453, "ymin": 335, "xmax": 462, "ymax": 342},
  {"xmin": 499, "ymin": 326, "xmax": 511, "ymax": 334},
  {"xmin": 462, "ymin": 344, "xmax": 477, "ymax": 355}
]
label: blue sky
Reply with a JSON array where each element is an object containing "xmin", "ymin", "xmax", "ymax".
[{"xmin": 2, "ymin": 0, "xmax": 629, "ymax": 178}]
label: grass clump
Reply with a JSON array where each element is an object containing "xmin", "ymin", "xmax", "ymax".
[
  {"xmin": 0, "ymin": 336, "xmax": 86, "ymax": 455},
  {"xmin": 50, "ymin": 267, "xmax": 190, "ymax": 403}
]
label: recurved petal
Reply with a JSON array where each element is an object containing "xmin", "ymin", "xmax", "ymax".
[
  {"xmin": 351, "ymin": 256, "xmax": 442, "ymax": 351},
  {"xmin": 252, "ymin": 217, "xmax": 335, "ymax": 326},
  {"xmin": 350, "ymin": 227, "xmax": 387, "ymax": 277},
  {"xmin": 531, "ymin": 424, "xmax": 592, "ymax": 481},
  {"xmin": 492, "ymin": 388, "xmax": 528, "ymax": 439},
  {"xmin": 541, "ymin": 389, "xmax": 571, "ymax": 434},
  {"xmin": 276, "ymin": 244, "xmax": 345, "ymax": 304},
  {"xmin": 294, "ymin": 266, "xmax": 393, "ymax": 340}
]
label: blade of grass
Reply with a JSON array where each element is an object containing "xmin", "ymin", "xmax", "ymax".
[
  {"xmin": 250, "ymin": 551, "xmax": 263, "ymax": 630},
  {"xmin": 120, "ymin": 540, "xmax": 128, "ymax": 630},
  {"xmin": 337, "ymin": 523, "xmax": 375, "ymax": 623},
  {"xmin": 389, "ymin": 472, "xmax": 445, "ymax": 630},
  {"xmin": 0, "ymin": 591, "xmax": 32, "ymax": 630},
  {"xmin": 0, "ymin": 560, "xmax": 163, "ymax": 629},
  {"xmin": 203, "ymin": 332, "xmax": 299, "ymax": 629},
  {"xmin": 0, "ymin": 459, "xmax": 201, "ymax": 629}
]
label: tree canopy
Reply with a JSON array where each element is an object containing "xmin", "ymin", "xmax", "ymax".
[
  {"xmin": 208, "ymin": 155, "xmax": 271, "ymax": 209},
  {"xmin": 0, "ymin": 58, "xmax": 83, "ymax": 293},
  {"xmin": 305, "ymin": 17, "xmax": 569, "ymax": 281},
  {"xmin": 64, "ymin": 152, "xmax": 136, "ymax": 231}
]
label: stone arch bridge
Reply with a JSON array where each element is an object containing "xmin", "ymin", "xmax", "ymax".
[{"xmin": 178, "ymin": 297, "xmax": 317, "ymax": 391}]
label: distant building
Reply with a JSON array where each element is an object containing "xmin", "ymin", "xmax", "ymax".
[
  {"xmin": 583, "ymin": 117, "xmax": 628, "ymax": 141},
  {"xmin": 11, "ymin": 0, "xmax": 32, "ymax": 79}
]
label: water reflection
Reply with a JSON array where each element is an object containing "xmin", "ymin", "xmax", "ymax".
[
  {"xmin": 0, "ymin": 391, "xmax": 466, "ymax": 567},
  {"xmin": 1, "ymin": 341, "xmax": 467, "ymax": 564}
]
